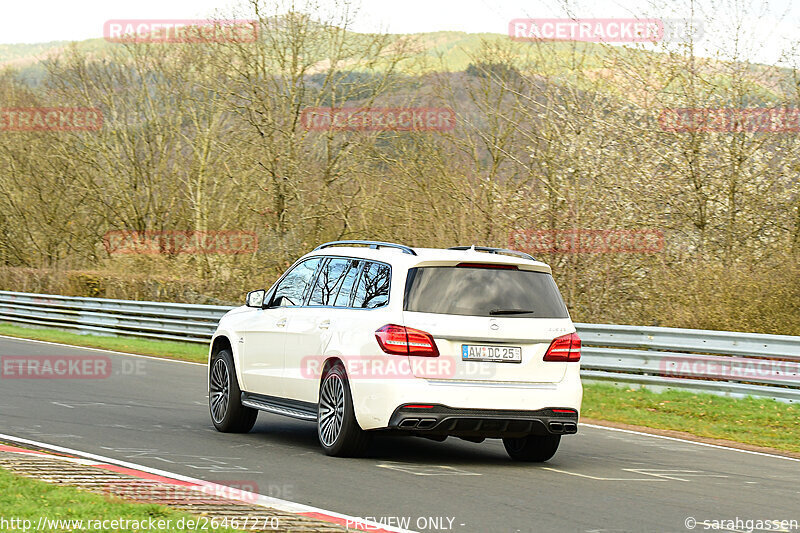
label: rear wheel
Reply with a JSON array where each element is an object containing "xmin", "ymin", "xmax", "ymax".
[
  {"xmin": 503, "ymin": 434, "xmax": 560, "ymax": 462},
  {"xmin": 318, "ymin": 363, "xmax": 371, "ymax": 457},
  {"xmin": 209, "ymin": 349, "xmax": 257, "ymax": 433}
]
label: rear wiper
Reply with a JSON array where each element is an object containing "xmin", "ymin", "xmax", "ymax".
[{"xmin": 489, "ymin": 308, "xmax": 535, "ymax": 315}]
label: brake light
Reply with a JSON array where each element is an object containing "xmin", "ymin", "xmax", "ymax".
[
  {"xmin": 375, "ymin": 324, "xmax": 439, "ymax": 357},
  {"xmin": 456, "ymin": 263, "xmax": 518, "ymax": 269},
  {"xmin": 543, "ymin": 332, "xmax": 581, "ymax": 362}
]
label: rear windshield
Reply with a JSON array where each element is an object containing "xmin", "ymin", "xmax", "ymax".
[{"xmin": 404, "ymin": 266, "xmax": 569, "ymax": 318}]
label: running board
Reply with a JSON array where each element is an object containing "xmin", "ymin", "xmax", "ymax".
[{"xmin": 241, "ymin": 393, "xmax": 317, "ymax": 421}]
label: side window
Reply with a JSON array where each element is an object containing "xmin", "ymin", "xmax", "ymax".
[
  {"xmin": 352, "ymin": 262, "xmax": 390, "ymax": 309},
  {"xmin": 308, "ymin": 258, "xmax": 351, "ymax": 306},
  {"xmin": 332, "ymin": 260, "xmax": 363, "ymax": 307},
  {"xmin": 271, "ymin": 258, "xmax": 321, "ymax": 307}
]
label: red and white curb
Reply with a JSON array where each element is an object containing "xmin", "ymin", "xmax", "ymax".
[{"xmin": 0, "ymin": 434, "xmax": 415, "ymax": 533}]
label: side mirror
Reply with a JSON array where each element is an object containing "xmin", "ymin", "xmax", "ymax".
[{"xmin": 246, "ymin": 289, "xmax": 266, "ymax": 308}]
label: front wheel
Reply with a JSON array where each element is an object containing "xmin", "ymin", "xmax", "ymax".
[
  {"xmin": 317, "ymin": 363, "xmax": 371, "ymax": 457},
  {"xmin": 209, "ymin": 349, "xmax": 257, "ymax": 433},
  {"xmin": 503, "ymin": 434, "xmax": 561, "ymax": 462}
]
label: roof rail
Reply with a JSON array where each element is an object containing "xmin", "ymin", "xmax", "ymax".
[
  {"xmin": 448, "ymin": 245, "xmax": 536, "ymax": 262},
  {"xmin": 314, "ymin": 240, "xmax": 417, "ymax": 256}
]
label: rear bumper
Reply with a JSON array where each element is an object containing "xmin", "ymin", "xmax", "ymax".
[
  {"xmin": 388, "ymin": 404, "xmax": 578, "ymax": 438},
  {"xmin": 349, "ymin": 364, "xmax": 582, "ymax": 431}
]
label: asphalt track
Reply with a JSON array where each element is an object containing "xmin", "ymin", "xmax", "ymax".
[{"xmin": 1, "ymin": 335, "xmax": 798, "ymax": 533}]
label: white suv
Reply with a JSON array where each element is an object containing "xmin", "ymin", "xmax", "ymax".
[{"xmin": 208, "ymin": 241, "xmax": 582, "ymax": 461}]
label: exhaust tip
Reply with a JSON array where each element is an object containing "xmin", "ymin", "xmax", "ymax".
[
  {"xmin": 416, "ymin": 418, "xmax": 437, "ymax": 429},
  {"xmin": 399, "ymin": 418, "xmax": 420, "ymax": 429},
  {"xmin": 549, "ymin": 421, "xmax": 564, "ymax": 432},
  {"xmin": 563, "ymin": 422, "xmax": 577, "ymax": 433}
]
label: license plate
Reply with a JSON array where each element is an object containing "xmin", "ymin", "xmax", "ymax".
[{"xmin": 461, "ymin": 344, "xmax": 522, "ymax": 363}]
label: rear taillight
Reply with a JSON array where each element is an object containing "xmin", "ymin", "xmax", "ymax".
[
  {"xmin": 375, "ymin": 325, "xmax": 439, "ymax": 357},
  {"xmin": 543, "ymin": 332, "xmax": 581, "ymax": 362}
]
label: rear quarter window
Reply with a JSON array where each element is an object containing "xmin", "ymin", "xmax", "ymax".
[{"xmin": 352, "ymin": 262, "xmax": 391, "ymax": 308}]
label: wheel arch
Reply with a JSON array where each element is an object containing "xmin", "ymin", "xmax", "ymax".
[
  {"xmin": 209, "ymin": 334, "xmax": 244, "ymax": 391},
  {"xmin": 318, "ymin": 356, "xmax": 377, "ymax": 431},
  {"xmin": 210, "ymin": 335, "xmax": 232, "ymax": 361},
  {"xmin": 321, "ymin": 356, "xmax": 343, "ymax": 377}
]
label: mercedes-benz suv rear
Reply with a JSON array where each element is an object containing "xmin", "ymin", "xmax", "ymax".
[{"xmin": 209, "ymin": 241, "xmax": 582, "ymax": 461}]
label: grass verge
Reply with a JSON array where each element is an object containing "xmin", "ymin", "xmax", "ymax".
[
  {"xmin": 0, "ymin": 322, "xmax": 207, "ymax": 362},
  {"xmin": 2, "ymin": 322, "xmax": 798, "ymax": 454},
  {"xmin": 0, "ymin": 467, "xmax": 243, "ymax": 532},
  {"xmin": 582, "ymin": 383, "xmax": 800, "ymax": 454}
]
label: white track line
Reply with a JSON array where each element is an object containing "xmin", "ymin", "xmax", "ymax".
[
  {"xmin": 0, "ymin": 433, "xmax": 414, "ymax": 533},
  {"xmin": 3, "ymin": 334, "xmax": 797, "ymax": 464},
  {"xmin": 581, "ymin": 423, "xmax": 800, "ymax": 462},
  {"xmin": 0, "ymin": 334, "xmax": 205, "ymax": 366}
]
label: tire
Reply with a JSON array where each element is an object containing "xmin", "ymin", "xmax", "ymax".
[
  {"xmin": 317, "ymin": 362, "xmax": 371, "ymax": 457},
  {"xmin": 503, "ymin": 434, "xmax": 561, "ymax": 462},
  {"xmin": 209, "ymin": 348, "xmax": 257, "ymax": 433}
]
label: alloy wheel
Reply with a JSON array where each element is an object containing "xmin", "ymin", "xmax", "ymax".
[
  {"xmin": 318, "ymin": 372, "xmax": 345, "ymax": 446},
  {"xmin": 210, "ymin": 358, "xmax": 230, "ymax": 424}
]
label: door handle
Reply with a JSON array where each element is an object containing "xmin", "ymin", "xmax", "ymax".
[
  {"xmin": 276, "ymin": 318, "xmax": 287, "ymax": 327},
  {"xmin": 318, "ymin": 320, "xmax": 331, "ymax": 330}
]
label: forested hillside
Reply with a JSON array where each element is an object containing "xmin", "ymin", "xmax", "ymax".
[{"xmin": 0, "ymin": 3, "xmax": 797, "ymax": 334}]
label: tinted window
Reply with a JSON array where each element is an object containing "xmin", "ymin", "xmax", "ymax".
[
  {"xmin": 271, "ymin": 258, "xmax": 321, "ymax": 307},
  {"xmin": 404, "ymin": 266, "xmax": 569, "ymax": 318},
  {"xmin": 352, "ymin": 262, "xmax": 390, "ymax": 308},
  {"xmin": 308, "ymin": 258, "xmax": 352, "ymax": 306},
  {"xmin": 333, "ymin": 260, "xmax": 363, "ymax": 307}
]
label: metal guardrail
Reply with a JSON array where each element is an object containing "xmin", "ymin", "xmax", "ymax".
[
  {"xmin": 0, "ymin": 290, "xmax": 230, "ymax": 344},
  {"xmin": 1, "ymin": 290, "xmax": 798, "ymax": 402},
  {"xmin": 577, "ymin": 324, "xmax": 800, "ymax": 403}
]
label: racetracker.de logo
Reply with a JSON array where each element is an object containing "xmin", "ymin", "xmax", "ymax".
[
  {"xmin": 1, "ymin": 356, "xmax": 112, "ymax": 379},
  {"xmin": 103, "ymin": 480, "xmax": 262, "ymax": 504},
  {"xmin": 103, "ymin": 19, "xmax": 259, "ymax": 44},
  {"xmin": 509, "ymin": 228, "xmax": 665, "ymax": 254},
  {"xmin": 301, "ymin": 355, "xmax": 497, "ymax": 380},
  {"xmin": 300, "ymin": 107, "xmax": 456, "ymax": 132},
  {"xmin": 0, "ymin": 108, "xmax": 103, "ymax": 132},
  {"xmin": 509, "ymin": 18, "xmax": 664, "ymax": 43},
  {"xmin": 103, "ymin": 230, "xmax": 258, "ymax": 255},
  {"xmin": 660, "ymin": 356, "xmax": 800, "ymax": 381},
  {"xmin": 659, "ymin": 108, "xmax": 800, "ymax": 133}
]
